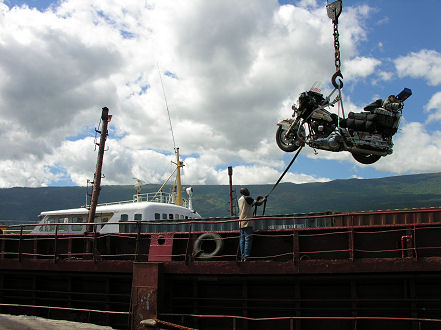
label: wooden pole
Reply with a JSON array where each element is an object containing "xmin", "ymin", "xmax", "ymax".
[
  {"xmin": 228, "ymin": 166, "xmax": 233, "ymax": 217},
  {"xmin": 87, "ymin": 107, "xmax": 111, "ymax": 231}
]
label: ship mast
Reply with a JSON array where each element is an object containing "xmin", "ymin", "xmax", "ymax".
[
  {"xmin": 173, "ymin": 147, "xmax": 184, "ymax": 206},
  {"xmin": 87, "ymin": 107, "xmax": 111, "ymax": 230},
  {"xmin": 157, "ymin": 66, "xmax": 184, "ymax": 206}
]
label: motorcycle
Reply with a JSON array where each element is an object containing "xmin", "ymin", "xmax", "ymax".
[{"xmin": 276, "ymin": 85, "xmax": 412, "ymax": 164}]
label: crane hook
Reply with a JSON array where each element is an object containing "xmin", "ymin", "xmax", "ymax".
[{"xmin": 332, "ymin": 70, "xmax": 343, "ymax": 89}]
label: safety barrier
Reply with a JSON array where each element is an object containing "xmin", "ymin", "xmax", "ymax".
[
  {"xmin": 2, "ymin": 210, "xmax": 441, "ymax": 263},
  {"xmin": 158, "ymin": 313, "xmax": 441, "ymax": 330}
]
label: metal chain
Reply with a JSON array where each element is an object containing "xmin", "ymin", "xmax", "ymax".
[
  {"xmin": 327, "ymin": 0, "xmax": 343, "ymax": 89},
  {"xmin": 332, "ymin": 20, "xmax": 341, "ymax": 73}
]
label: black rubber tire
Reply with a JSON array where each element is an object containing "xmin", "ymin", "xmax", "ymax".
[
  {"xmin": 193, "ymin": 232, "xmax": 223, "ymax": 258},
  {"xmin": 351, "ymin": 152, "xmax": 381, "ymax": 164},
  {"xmin": 276, "ymin": 125, "xmax": 302, "ymax": 152}
]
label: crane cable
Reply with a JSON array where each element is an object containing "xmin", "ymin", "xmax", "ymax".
[{"xmin": 157, "ymin": 64, "xmax": 177, "ymax": 151}]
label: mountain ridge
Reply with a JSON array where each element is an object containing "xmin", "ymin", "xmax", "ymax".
[{"xmin": 1, "ymin": 172, "xmax": 441, "ymax": 224}]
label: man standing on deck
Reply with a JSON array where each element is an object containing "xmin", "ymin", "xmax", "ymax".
[{"xmin": 238, "ymin": 187, "xmax": 266, "ymax": 261}]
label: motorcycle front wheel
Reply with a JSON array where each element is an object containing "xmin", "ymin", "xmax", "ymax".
[
  {"xmin": 276, "ymin": 125, "xmax": 304, "ymax": 152},
  {"xmin": 351, "ymin": 152, "xmax": 381, "ymax": 164}
]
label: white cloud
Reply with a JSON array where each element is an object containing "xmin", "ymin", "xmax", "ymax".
[
  {"xmin": 0, "ymin": 158, "xmax": 59, "ymax": 187},
  {"xmin": 344, "ymin": 56, "xmax": 381, "ymax": 80},
  {"xmin": 372, "ymin": 121, "xmax": 441, "ymax": 174},
  {"xmin": 425, "ymin": 91, "xmax": 441, "ymax": 123},
  {"xmin": 216, "ymin": 164, "xmax": 330, "ymax": 185},
  {"xmin": 377, "ymin": 71, "xmax": 393, "ymax": 81},
  {"xmin": 394, "ymin": 49, "xmax": 441, "ymax": 86},
  {"xmin": 0, "ymin": 1, "xmax": 388, "ymax": 188}
]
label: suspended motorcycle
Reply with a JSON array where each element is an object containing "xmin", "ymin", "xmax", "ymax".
[
  {"xmin": 275, "ymin": 0, "xmax": 412, "ymax": 165},
  {"xmin": 275, "ymin": 85, "xmax": 412, "ymax": 164}
]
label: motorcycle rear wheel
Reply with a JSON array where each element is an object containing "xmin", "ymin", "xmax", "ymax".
[
  {"xmin": 276, "ymin": 125, "xmax": 304, "ymax": 152},
  {"xmin": 351, "ymin": 152, "xmax": 381, "ymax": 164}
]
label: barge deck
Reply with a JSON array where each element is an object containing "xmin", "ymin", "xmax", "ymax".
[{"xmin": 2, "ymin": 207, "xmax": 441, "ymax": 329}]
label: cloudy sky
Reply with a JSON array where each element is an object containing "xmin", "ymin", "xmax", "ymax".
[{"xmin": 0, "ymin": 0, "xmax": 440, "ymax": 188}]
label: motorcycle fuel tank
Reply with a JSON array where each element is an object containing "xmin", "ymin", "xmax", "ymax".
[{"xmin": 311, "ymin": 109, "xmax": 333, "ymax": 122}]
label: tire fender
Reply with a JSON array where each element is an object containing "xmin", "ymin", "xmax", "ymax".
[
  {"xmin": 277, "ymin": 119, "xmax": 292, "ymax": 130},
  {"xmin": 193, "ymin": 232, "xmax": 223, "ymax": 258}
]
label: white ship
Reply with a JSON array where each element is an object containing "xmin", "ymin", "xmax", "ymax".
[{"xmin": 32, "ymin": 148, "xmax": 201, "ymax": 234}]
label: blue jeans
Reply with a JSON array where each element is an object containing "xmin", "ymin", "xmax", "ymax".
[{"xmin": 240, "ymin": 227, "xmax": 253, "ymax": 261}]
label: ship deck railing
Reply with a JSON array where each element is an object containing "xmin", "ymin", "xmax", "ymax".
[
  {"xmin": 2, "ymin": 207, "xmax": 441, "ymax": 263},
  {"xmin": 82, "ymin": 191, "xmax": 190, "ymax": 208}
]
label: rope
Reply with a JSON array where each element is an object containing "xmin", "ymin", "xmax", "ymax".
[{"xmin": 141, "ymin": 318, "xmax": 197, "ymax": 330}]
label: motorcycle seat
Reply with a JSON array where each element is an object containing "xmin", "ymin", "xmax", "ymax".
[{"xmin": 363, "ymin": 99, "xmax": 383, "ymax": 112}]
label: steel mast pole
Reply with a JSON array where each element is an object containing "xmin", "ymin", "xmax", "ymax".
[
  {"xmin": 87, "ymin": 107, "xmax": 111, "ymax": 231},
  {"xmin": 174, "ymin": 148, "xmax": 184, "ymax": 206},
  {"xmin": 228, "ymin": 166, "xmax": 233, "ymax": 217}
]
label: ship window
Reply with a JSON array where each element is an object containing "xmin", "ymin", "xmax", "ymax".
[
  {"xmin": 58, "ymin": 217, "xmax": 68, "ymax": 232},
  {"xmin": 180, "ymin": 215, "xmax": 185, "ymax": 219},
  {"xmin": 119, "ymin": 214, "xmax": 129, "ymax": 233},
  {"xmin": 185, "ymin": 216, "xmax": 188, "ymax": 219},
  {"xmin": 96, "ymin": 214, "xmax": 112, "ymax": 231},
  {"xmin": 72, "ymin": 217, "xmax": 84, "ymax": 231},
  {"xmin": 134, "ymin": 214, "xmax": 142, "ymax": 221},
  {"xmin": 39, "ymin": 219, "xmax": 47, "ymax": 232},
  {"xmin": 175, "ymin": 214, "xmax": 179, "ymax": 220},
  {"xmin": 48, "ymin": 217, "xmax": 56, "ymax": 231},
  {"xmin": 169, "ymin": 214, "xmax": 173, "ymax": 220},
  {"xmin": 162, "ymin": 213, "xmax": 167, "ymax": 220},
  {"xmin": 95, "ymin": 216, "xmax": 102, "ymax": 231},
  {"xmin": 154, "ymin": 213, "xmax": 160, "ymax": 220},
  {"xmin": 99, "ymin": 217, "xmax": 108, "ymax": 230}
]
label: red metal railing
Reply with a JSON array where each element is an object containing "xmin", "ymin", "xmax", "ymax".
[
  {"xmin": 159, "ymin": 313, "xmax": 441, "ymax": 330},
  {"xmin": 2, "ymin": 209, "xmax": 441, "ymax": 263}
]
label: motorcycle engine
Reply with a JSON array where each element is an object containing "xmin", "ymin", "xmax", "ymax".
[
  {"xmin": 310, "ymin": 120, "xmax": 335, "ymax": 139},
  {"xmin": 309, "ymin": 120, "xmax": 342, "ymax": 151}
]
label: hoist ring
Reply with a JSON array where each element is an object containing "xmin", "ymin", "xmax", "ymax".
[{"xmin": 332, "ymin": 71, "xmax": 344, "ymax": 89}]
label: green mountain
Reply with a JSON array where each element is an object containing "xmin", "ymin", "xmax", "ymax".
[{"xmin": 1, "ymin": 172, "xmax": 441, "ymax": 225}]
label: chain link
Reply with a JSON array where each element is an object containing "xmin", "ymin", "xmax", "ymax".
[
  {"xmin": 333, "ymin": 21, "xmax": 341, "ymax": 73},
  {"xmin": 328, "ymin": 1, "xmax": 343, "ymax": 89}
]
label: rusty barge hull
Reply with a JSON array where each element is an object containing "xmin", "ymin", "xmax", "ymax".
[{"xmin": 2, "ymin": 207, "xmax": 441, "ymax": 329}]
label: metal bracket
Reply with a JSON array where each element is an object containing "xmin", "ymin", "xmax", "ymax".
[{"xmin": 327, "ymin": 0, "xmax": 342, "ymax": 22}]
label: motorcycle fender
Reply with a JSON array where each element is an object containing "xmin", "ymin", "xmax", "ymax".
[{"xmin": 276, "ymin": 119, "xmax": 293, "ymax": 130}]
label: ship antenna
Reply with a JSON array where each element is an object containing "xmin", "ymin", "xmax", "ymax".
[
  {"xmin": 157, "ymin": 63, "xmax": 176, "ymax": 151},
  {"xmin": 157, "ymin": 64, "xmax": 184, "ymax": 206}
]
